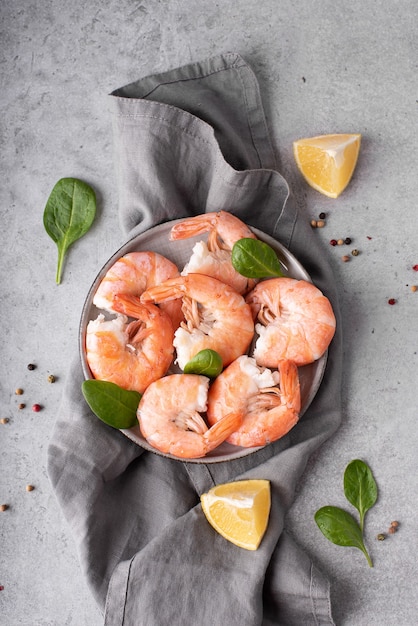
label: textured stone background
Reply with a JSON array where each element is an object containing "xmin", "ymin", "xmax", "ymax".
[{"xmin": 1, "ymin": 1, "xmax": 417, "ymax": 624}]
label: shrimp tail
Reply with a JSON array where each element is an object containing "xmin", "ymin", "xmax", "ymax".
[
  {"xmin": 141, "ymin": 278, "xmax": 184, "ymax": 304},
  {"xmin": 112, "ymin": 293, "xmax": 170, "ymax": 324},
  {"xmin": 278, "ymin": 360, "xmax": 301, "ymax": 413},
  {"xmin": 204, "ymin": 411, "xmax": 242, "ymax": 450},
  {"xmin": 170, "ymin": 213, "xmax": 217, "ymax": 241}
]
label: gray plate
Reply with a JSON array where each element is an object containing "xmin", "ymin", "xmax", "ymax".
[{"xmin": 79, "ymin": 219, "xmax": 327, "ymax": 463}]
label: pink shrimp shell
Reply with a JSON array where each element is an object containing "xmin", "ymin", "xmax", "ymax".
[
  {"xmin": 207, "ymin": 357, "xmax": 301, "ymax": 448},
  {"xmin": 137, "ymin": 374, "xmax": 242, "ymax": 458},
  {"xmin": 247, "ymin": 277, "xmax": 336, "ymax": 366}
]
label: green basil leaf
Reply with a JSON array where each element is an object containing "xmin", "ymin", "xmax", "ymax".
[
  {"xmin": 231, "ymin": 238, "xmax": 284, "ymax": 278},
  {"xmin": 343, "ymin": 459, "xmax": 378, "ymax": 531},
  {"xmin": 315, "ymin": 505, "xmax": 373, "ymax": 567},
  {"xmin": 81, "ymin": 380, "xmax": 141, "ymax": 429},
  {"xmin": 43, "ymin": 177, "xmax": 96, "ymax": 284},
  {"xmin": 183, "ymin": 349, "xmax": 223, "ymax": 378}
]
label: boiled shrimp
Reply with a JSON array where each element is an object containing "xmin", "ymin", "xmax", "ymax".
[
  {"xmin": 141, "ymin": 273, "xmax": 254, "ymax": 370},
  {"xmin": 93, "ymin": 251, "xmax": 183, "ymax": 329},
  {"xmin": 85, "ymin": 294, "xmax": 174, "ymax": 394},
  {"xmin": 137, "ymin": 374, "xmax": 242, "ymax": 458},
  {"xmin": 246, "ymin": 277, "xmax": 336, "ymax": 367},
  {"xmin": 170, "ymin": 211, "xmax": 258, "ymax": 294},
  {"xmin": 207, "ymin": 356, "xmax": 300, "ymax": 448}
]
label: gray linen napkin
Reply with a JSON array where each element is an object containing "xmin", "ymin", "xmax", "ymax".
[{"xmin": 48, "ymin": 53, "xmax": 342, "ymax": 626}]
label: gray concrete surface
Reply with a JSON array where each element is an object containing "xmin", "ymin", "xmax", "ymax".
[{"xmin": 1, "ymin": 1, "xmax": 417, "ymax": 624}]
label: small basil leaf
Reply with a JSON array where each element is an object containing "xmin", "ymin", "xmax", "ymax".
[
  {"xmin": 315, "ymin": 505, "xmax": 373, "ymax": 567},
  {"xmin": 231, "ymin": 238, "xmax": 284, "ymax": 279},
  {"xmin": 343, "ymin": 459, "xmax": 378, "ymax": 531},
  {"xmin": 183, "ymin": 349, "xmax": 223, "ymax": 378},
  {"xmin": 43, "ymin": 177, "xmax": 96, "ymax": 284},
  {"xmin": 81, "ymin": 380, "xmax": 141, "ymax": 429}
]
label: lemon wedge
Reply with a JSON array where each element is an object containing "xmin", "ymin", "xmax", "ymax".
[
  {"xmin": 201, "ymin": 479, "xmax": 271, "ymax": 550},
  {"xmin": 293, "ymin": 133, "xmax": 361, "ymax": 198}
]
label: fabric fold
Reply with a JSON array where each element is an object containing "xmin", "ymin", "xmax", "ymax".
[{"xmin": 48, "ymin": 53, "xmax": 341, "ymax": 625}]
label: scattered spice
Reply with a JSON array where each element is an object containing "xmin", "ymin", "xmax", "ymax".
[
  {"xmin": 319, "ymin": 212, "xmax": 326, "ymax": 220},
  {"xmin": 47, "ymin": 374, "xmax": 56, "ymax": 383},
  {"xmin": 388, "ymin": 298, "xmax": 396, "ymax": 305},
  {"xmin": 26, "ymin": 484, "xmax": 35, "ymax": 492},
  {"xmin": 27, "ymin": 363, "xmax": 36, "ymax": 371},
  {"xmin": 15, "ymin": 388, "xmax": 23, "ymax": 395},
  {"xmin": 18, "ymin": 403, "xmax": 26, "ymax": 410},
  {"xmin": 378, "ymin": 521, "xmax": 400, "ymax": 537},
  {"xmin": 337, "ymin": 238, "xmax": 344, "ymax": 246},
  {"xmin": 0, "ymin": 504, "xmax": 9, "ymax": 512},
  {"xmin": 351, "ymin": 249, "xmax": 360, "ymax": 256},
  {"xmin": 411, "ymin": 285, "xmax": 417, "ymax": 292},
  {"xmin": 330, "ymin": 239, "xmax": 338, "ymax": 246},
  {"xmin": 32, "ymin": 404, "xmax": 42, "ymax": 412},
  {"xmin": 0, "ymin": 585, "xmax": 4, "ymax": 591},
  {"xmin": 0, "ymin": 418, "xmax": 9, "ymax": 424},
  {"xmin": 341, "ymin": 255, "xmax": 350, "ymax": 262},
  {"xmin": 316, "ymin": 220, "xmax": 325, "ymax": 228},
  {"xmin": 311, "ymin": 219, "xmax": 318, "ymax": 228},
  {"xmin": 413, "ymin": 264, "xmax": 418, "ymax": 271},
  {"xmin": 344, "ymin": 237, "xmax": 352, "ymax": 245},
  {"xmin": 367, "ymin": 236, "xmax": 372, "ymax": 240}
]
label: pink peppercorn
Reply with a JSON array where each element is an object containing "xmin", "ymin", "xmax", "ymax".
[
  {"xmin": 413, "ymin": 264, "xmax": 418, "ymax": 271},
  {"xmin": 330, "ymin": 239, "xmax": 338, "ymax": 246},
  {"xmin": 388, "ymin": 298, "xmax": 396, "ymax": 305},
  {"xmin": 32, "ymin": 404, "xmax": 42, "ymax": 412}
]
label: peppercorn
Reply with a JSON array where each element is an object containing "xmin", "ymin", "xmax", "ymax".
[
  {"xmin": 319, "ymin": 212, "xmax": 326, "ymax": 220},
  {"xmin": 0, "ymin": 504, "xmax": 9, "ymax": 512},
  {"xmin": 15, "ymin": 388, "xmax": 23, "ymax": 395},
  {"xmin": 32, "ymin": 404, "xmax": 42, "ymax": 412},
  {"xmin": 27, "ymin": 363, "xmax": 36, "ymax": 371},
  {"xmin": 18, "ymin": 403, "xmax": 26, "ymax": 410},
  {"xmin": 316, "ymin": 220, "xmax": 325, "ymax": 228},
  {"xmin": 26, "ymin": 484, "xmax": 35, "ymax": 492},
  {"xmin": 341, "ymin": 255, "xmax": 350, "ymax": 262},
  {"xmin": 388, "ymin": 298, "xmax": 396, "ymax": 305},
  {"xmin": 337, "ymin": 238, "xmax": 344, "ymax": 246},
  {"xmin": 344, "ymin": 237, "xmax": 352, "ymax": 245},
  {"xmin": 390, "ymin": 520, "xmax": 399, "ymax": 528},
  {"xmin": 388, "ymin": 526, "xmax": 396, "ymax": 534},
  {"xmin": 351, "ymin": 249, "xmax": 359, "ymax": 256},
  {"xmin": 0, "ymin": 418, "xmax": 9, "ymax": 424},
  {"xmin": 310, "ymin": 219, "xmax": 317, "ymax": 228},
  {"xmin": 47, "ymin": 374, "xmax": 56, "ymax": 383},
  {"xmin": 330, "ymin": 239, "xmax": 337, "ymax": 246},
  {"xmin": 377, "ymin": 533, "xmax": 386, "ymax": 541},
  {"xmin": 411, "ymin": 285, "xmax": 417, "ymax": 292}
]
